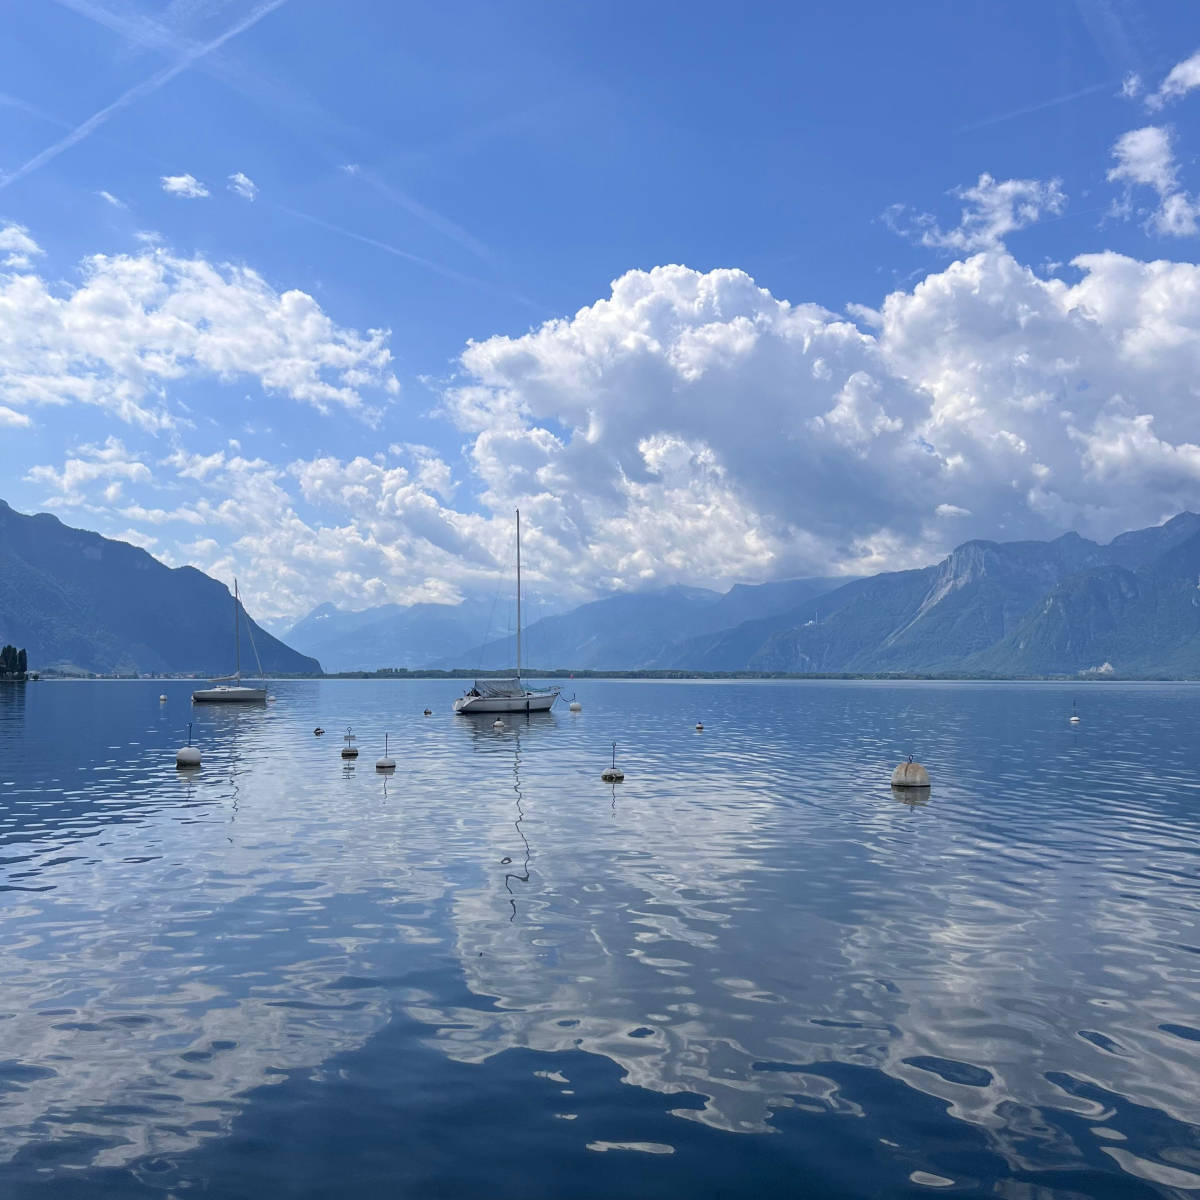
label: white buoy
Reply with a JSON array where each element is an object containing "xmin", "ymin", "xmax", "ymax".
[
  {"xmin": 601, "ymin": 740, "xmax": 625, "ymax": 782},
  {"xmin": 891, "ymin": 756, "xmax": 930, "ymax": 789},
  {"xmin": 341, "ymin": 726, "xmax": 359, "ymax": 758},
  {"xmin": 695, "ymin": 721, "xmax": 704, "ymax": 732},
  {"xmin": 1069, "ymin": 699, "xmax": 1081, "ymax": 724},
  {"xmin": 176, "ymin": 722, "xmax": 201, "ymax": 768},
  {"xmin": 569, "ymin": 695, "xmax": 582, "ymax": 712},
  {"xmin": 493, "ymin": 719, "xmax": 504, "ymax": 730},
  {"xmin": 376, "ymin": 732, "xmax": 396, "ymax": 771},
  {"xmin": 159, "ymin": 693, "xmax": 167, "ymax": 703}
]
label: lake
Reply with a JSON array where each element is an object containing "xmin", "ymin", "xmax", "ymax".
[{"xmin": 1, "ymin": 678, "xmax": 1198, "ymax": 1198}]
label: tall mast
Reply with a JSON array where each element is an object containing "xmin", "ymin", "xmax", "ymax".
[
  {"xmin": 515, "ymin": 509, "xmax": 522, "ymax": 681},
  {"xmin": 233, "ymin": 578, "xmax": 241, "ymax": 683}
]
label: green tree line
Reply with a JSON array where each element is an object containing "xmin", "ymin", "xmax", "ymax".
[{"xmin": 0, "ymin": 645, "xmax": 28, "ymax": 678}]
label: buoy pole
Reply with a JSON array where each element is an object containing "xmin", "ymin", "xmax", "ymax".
[
  {"xmin": 176, "ymin": 721, "xmax": 202, "ymax": 767},
  {"xmin": 601, "ymin": 740, "xmax": 624, "ymax": 782},
  {"xmin": 376, "ymin": 731, "xmax": 395, "ymax": 770}
]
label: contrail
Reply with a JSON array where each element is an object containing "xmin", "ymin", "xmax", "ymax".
[
  {"xmin": 0, "ymin": 0, "xmax": 288, "ymax": 192},
  {"xmin": 278, "ymin": 204, "xmax": 541, "ymax": 310},
  {"xmin": 277, "ymin": 204, "xmax": 495, "ymax": 291},
  {"xmin": 956, "ymin": 79, "xmax": 1116, "ymax": 133},
  {"xmin": 344, "ymin": 165, "xmax": 495, "ymax": 263},
  {"xmin": 0, "ymin": 91, "xmax": 76, "ymax": 132}
]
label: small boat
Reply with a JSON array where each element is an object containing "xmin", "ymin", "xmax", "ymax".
[
  {"xmin": 455, "ymin": 678, "xmax": 559, "ymax": 714},
  {"xmin": 192, "ymin": 579, "xmax": 268, "ymax": 703},
  {"xmin": 454, "ymin": 509, "xmax": 559, "ymax": 715}
]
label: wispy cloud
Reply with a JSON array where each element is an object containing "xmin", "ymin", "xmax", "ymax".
[
  {"xmin": 1121, "ymin": 72, "xmax": 1143, "ymax": 99},
  {"xmin": 162, "ymin": 173, "xmax": 210, "ymax": 198},
  {"xmin": 1147, "ymin": 49, "xmax": 1200, "ymax": 110},
  {"xmin": 1108, "ymin": 124, "xmax": 1200, "ymax": 236},
  {"xmin": 0, "ymin": 222, "xmax": 45, "ymax": 269},
  {"xmin": 884, "ymin": 174, "xmax": 1066, "ymax": 253},
  {"xmin": 0, "ymin": 0, "xmax": 288, "ymax": 193},
  {"xmin": 96, "ymin": 189, "xmax": 127, "ymax": 208},
  {"xmin": 228, "ymin": 171, "xmax": 257, "ymax": 200}
]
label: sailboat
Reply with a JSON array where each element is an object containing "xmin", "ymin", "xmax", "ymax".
[
  {"xmin": 453, "ymin": 510, "xmax": 560, "ymax": 715},
  {"xmin": 192, "ymin": 579, "xmax": 268, "ymax": 703}
]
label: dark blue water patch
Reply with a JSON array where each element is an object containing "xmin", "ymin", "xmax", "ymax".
[
  {"xmin": 1160, "ymin": 1022, "xmax": 1200, "ymax": 1042},
  {"xmin": 1077, "ymin": 1030, "xmax": 1132, "ymax": 1057},
  {"xmin": 0, "ymin": 1061, "xmax": 57, "ymax": 1093},
  {"xmin": 903, "ymin": 1057, "xmax": 995, "ymax": 1088},
  {"xmin": 0, "ymin": 1040, "xmax": 967, "ymax": 1200}
]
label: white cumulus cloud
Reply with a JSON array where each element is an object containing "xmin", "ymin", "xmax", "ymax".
[
  {"xmin": 0, "ymin": 235, "xmax": 400, "ymax": 430},
  {"xmin": 17, "ymin": 239, "xmax": 1200, "ymax": 619},
  {"xmin": 228, "ymin": 171, "xmax": 257, "ymax": 200},
  {"xmin": 161, "ymin": 173, "xmax": 210, "ymax": 198}
]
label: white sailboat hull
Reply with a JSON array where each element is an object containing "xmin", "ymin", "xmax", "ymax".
[
  {"xmin": 192, "ymin": 685, "xmax": 267, "ymax": 703},
  {"xmin": 453, "ymin": 690, "xmax": 558, "ymax": 714}
]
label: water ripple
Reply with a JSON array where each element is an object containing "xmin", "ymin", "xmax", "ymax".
[{"xmin": 0, "ymin": 679, "xmax": 1198, "ymax": 1196}]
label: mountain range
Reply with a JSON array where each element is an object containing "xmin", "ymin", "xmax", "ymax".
[
  {"xmin": 283, "ymin": 513, "xmax": 1200, "ymax": 677},
  {"xmin": 0, "ymin": 500, "xmax": 320, "ymax": 676},
  {"xmin": 735, "ymin": 513, "xmax": 1200, "ymax": 676},
  {"xmin": 448, "ymin": 578, "xmax": 851, "ymax": 673},
  {"xmin": 7, "ymin": 496, "xmax": 1200, "ymax": 678}
]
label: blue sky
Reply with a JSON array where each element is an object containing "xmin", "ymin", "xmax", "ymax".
[{"xmin": 4, "ymin": 1, "xmax": 1200, "ymax": 623}]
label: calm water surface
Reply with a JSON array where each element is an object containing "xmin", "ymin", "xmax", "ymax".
[{"xmin": 1, "ymin": 679, "xmax": 1199, "ymax": 1198}]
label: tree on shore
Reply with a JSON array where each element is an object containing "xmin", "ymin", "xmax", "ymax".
[{"xmin": 0, "ymin": 645, "xmax": 29, "ymax": 679}]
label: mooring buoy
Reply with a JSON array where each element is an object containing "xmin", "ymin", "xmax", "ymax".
[
  {"xmin": 891, "ymin": 755, "xmax": 930, "ymax": 789},
  {"xmin": 601, "ymin": 741, "xmax": 625, "ymax": 782},
  {"xmin": 376, "ymin": 731, "xmax": 396, "ymax": 770},
  {"xmin": 176, "ymin": 722, "xmax": 201, "ymax": 768}
]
